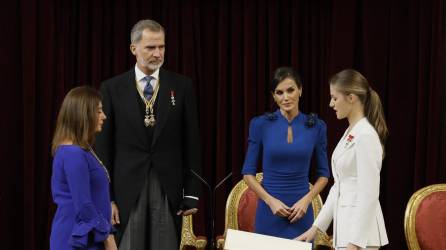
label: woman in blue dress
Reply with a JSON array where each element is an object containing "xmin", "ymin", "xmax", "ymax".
[
  {"xmin": 242, "ymin": 67, "xmax": 330, "ymax": 239},
  {"xmin": 50, "ymin": 86, "xmax": 117, "ymax": 249}
]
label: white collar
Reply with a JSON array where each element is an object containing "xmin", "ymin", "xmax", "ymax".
[
  {"xmin": 135, "ymin": 64, "xmax": 160, "ymax": 89},
  {"xmin": 134, "ymin": 64, "xmax": 160, "ymax": 81}
]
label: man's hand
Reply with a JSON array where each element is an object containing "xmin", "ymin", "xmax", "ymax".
[
  {"xmin": 177, "ymin": 208, "xmax": 198, "ymax": 216},
  {"xmin": 111, "ymin": 202, "xmax": 120, "ymax": 225}
]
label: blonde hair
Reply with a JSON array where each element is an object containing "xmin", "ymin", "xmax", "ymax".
[
  {"xmin": 330, "ymin": 69, "xmax": 388, "ymax": 145},
  {"xmin": 51, "ymin": 86, "xmax": 101, "ymax": 155}
]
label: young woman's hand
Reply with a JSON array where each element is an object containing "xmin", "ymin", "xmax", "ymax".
[
  {"xmin": 294, "ymin": 226, "xmax": 317, "ymax": 242},
  {"xmin": 346, "ymin": 243, "xmax": 360, "ymax": 250}
]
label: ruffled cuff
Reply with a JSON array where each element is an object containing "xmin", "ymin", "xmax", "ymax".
[{"xmin": 69, "ymin": 204, "xmax": 113, "ymax": 248}]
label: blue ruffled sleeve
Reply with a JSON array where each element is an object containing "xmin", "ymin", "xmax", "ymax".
[
  {"xmin": 314, "ymin": 119, "xmax": 330, "ymax": 178},
  {"xmin": 63, "ymin": 149, "xmax": 112, "ymax": 248},
  {"xmin": 241, "ymin": 117, "xmax": 263, "ymax": 175}
]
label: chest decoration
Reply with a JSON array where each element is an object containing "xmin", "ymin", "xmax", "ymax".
[
  {"xmin": 345, "ymin": 134, "xmax": 355, "ymax": 148},
  {"xmin": 170, "ymin": 90, "xmax": 176, "ymax": 106},
  {"xmin": 136, "ymin": 79, "xmax": 160, "ymax": 127}
]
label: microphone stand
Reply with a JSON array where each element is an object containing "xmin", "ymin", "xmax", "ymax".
[{"xmin": 190, "ymin": 170, "xmax": 232, "ymax": 250}]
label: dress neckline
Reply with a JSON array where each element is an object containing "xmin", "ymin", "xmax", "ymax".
[{"xmin": 275, "ymin": 109, "xmax": 302, "ymax": 124}]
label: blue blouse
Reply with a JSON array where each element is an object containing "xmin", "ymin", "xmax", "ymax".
[
  {"xmin": 242, "ymin": 110, "xmax": 330, "ymax": 194},
  {"xmin": 50, "ymin": 145, "xmax": 113, "ymax": 249}
]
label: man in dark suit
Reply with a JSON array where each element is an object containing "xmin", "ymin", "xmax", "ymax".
[{"xmin": 95, "ymin": 19, "xmax": 202, "ymax": 250}]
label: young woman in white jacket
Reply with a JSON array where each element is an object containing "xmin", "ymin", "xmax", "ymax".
[{"xmin": 296, "ymin": 69, "xmax": 389, "ymax": 250}]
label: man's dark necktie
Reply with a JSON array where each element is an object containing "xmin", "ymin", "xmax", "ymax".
[{"xmin": 143, "ymin": 76, "xmax": 154, "ymax": 100}]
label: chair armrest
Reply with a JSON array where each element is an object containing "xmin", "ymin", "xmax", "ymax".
[
  {"xmin": 314, "ymin": 229, "xmax": 333, "ymax": 250},
  {"xmin": 215, "ymin": 234, "xmax": 225, "ymax": 250},
  {"xmin": 180, "ymin": 215, "xmax": 207, "ymax": 250}
]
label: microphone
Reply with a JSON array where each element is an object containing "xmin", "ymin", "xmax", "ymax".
[
  {"xmin": 189, "ymin": 169, "xmax": 211, "ymax": 189},
  {"xmin": 189, "ymin": 169, "xmax": 232, "ymax": 249}
]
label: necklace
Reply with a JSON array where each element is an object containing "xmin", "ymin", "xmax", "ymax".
[
  {"xmin": 136, "ymin": 78, "xmax": 160, "ymax": 127},
  {"xmin": 88, "ymin": 146, "xmax": 111, "ymax": 183}
]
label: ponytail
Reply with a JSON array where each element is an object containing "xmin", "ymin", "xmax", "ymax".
[
  {"xmin": 329, "ymin": 69, "xmax": 389, "ymax": 150},
  {"xmin": 365, "ymin": 88, "xmax": 388, "ymax": 146}
]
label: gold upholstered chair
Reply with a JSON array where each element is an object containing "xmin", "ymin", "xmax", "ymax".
[
  {"xmin": 404, "ymin": 183, "xmax": 446, "ymax": 250},
  {"xmin": 180, "ymin": 214, "xmax": 207, "ymax": 250},
  {"xmin": 216, "ymin": 173, "xmax": 333, "ymax": 249}
]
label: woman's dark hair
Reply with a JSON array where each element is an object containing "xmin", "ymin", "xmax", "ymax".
[
  {"xmin": 270, "ymin": 67, "xmax": 303, "ymax": 92},
  {"xmin": 52, "ymin": 86, "xmax": 102, "ymax": 155}
]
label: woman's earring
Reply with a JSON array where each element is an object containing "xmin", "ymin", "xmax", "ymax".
[{"xmin": 349, "ymin": 94, "xmax": 354, "ymax": 103}]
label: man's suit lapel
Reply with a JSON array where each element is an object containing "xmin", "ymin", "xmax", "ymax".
[
  {"xmin": 121, "ymin": 70, "xmax": 150, "ymax": 148},
  {"xmin": 152, "ymin": 69, "xmax": 171, "ymax": 147}
]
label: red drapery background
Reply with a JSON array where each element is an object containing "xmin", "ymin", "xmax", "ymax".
[{"xmin": 1, "ymin": 0, "xmax": 445, "ymax": 249}]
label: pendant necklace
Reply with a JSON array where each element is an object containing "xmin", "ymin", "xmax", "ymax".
[
  {"xmin": 136, "ymin": 78, "xmax": 160, "ymax": 127},
  {"xmin": 88, "ymin": 145, "xmax": 111, "ymax": 183}
]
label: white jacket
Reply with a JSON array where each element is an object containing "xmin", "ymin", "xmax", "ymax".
[{"xmin": 313, "ymin": 118, "xmax": 388, "ymax": 248}]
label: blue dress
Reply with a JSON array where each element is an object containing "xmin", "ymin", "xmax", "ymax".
[
  {"xmin": 50, "ymin": 145, "xmax": 113, "ymax": 250},
  {"xmin": 241, "ymin": 110, "xmax": 330, "ymax": 239}
]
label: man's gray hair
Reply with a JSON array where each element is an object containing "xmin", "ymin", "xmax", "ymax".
[{"xmin": 130, "ymin": 19, "xmax": 165, "ymax": 44}]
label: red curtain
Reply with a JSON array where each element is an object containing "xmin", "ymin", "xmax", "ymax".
[{"xmin": 1, "ymin": 0, "xmax": 445, "ymax": 249}]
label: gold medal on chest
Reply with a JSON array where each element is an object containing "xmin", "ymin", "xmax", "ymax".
[
  {"xmin": 136, "ymin": 77, "xmax": 160, "ymax": 127},
  {"xmin": 144, "ymin": 114, "xmax": 156, "ymax": 127}
]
